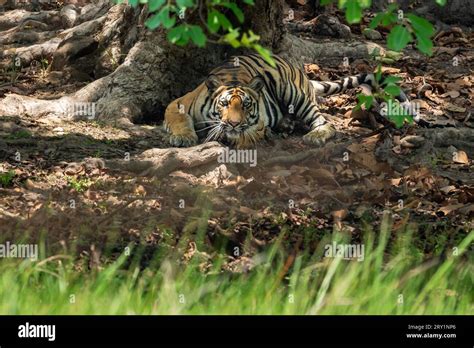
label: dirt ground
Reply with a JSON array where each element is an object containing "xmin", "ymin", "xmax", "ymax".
[{"xmin": 0, "ymin": 2, "xmax": 473, "ymax": 269}]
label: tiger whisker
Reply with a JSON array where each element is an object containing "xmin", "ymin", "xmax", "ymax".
[
  {"xmin": 204, "ymin": 125, "xmax": 222, "ymax": 143},
  {"xmin": 204, "ymin": 129, "xmax": 216, "ymax": 143},
  {"xmin": 198, "ymin": 124, "xmax": 222, "ymax": 132},
  {"xmin": 195, "ymin": 120, "xmax": 221, "ymax": 125}
]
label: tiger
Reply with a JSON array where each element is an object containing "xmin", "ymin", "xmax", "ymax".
[{"xmin": 164, "ymin": 54, "xmax": 415, "ymax": 149}]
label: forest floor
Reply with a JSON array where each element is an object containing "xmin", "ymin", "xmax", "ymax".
[{"xmin": 0, "ymin": 2, "xmax": 473, "ymax": 275}]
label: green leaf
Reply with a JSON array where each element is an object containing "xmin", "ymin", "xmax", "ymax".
[
  {"xmin": 320, "ymin": 0, "xmax": 333, "ymax": 5},
  {"xmin": 435, "ymin": 0, "xmax": 446, "ymax": 5},
  {"xmin": 160, "ymin": 7, "xmax": 176, "ymax": 29},
  {"xmin": 369, "ymin": 13, "xmax": 383, "ymax": 29},
  {"xmin": 414, "ymin": 32, "xmax": 433, "ymax": 56},
  {"xmin": 385, "ymin": 99, "xmax": 413, "ymax": 128},
  {"xmin": 387, "ymin": 111, "xmax": 413, "ymax": 128},
  {"xmin": 344, "ymin": 0, "xmax": 362, "ymax": 24},
  {"xmin": 370, "ymin": 5, "xmax": 398, "ymax": 29},
  {"xmin": 240, "ymin": 30, "xmax": 260, "ymax": 46},
  {"xmin": 254, "ymin": 44, "xmax": 275, "ymax": 67},
  {"xmin": 221, "ymin": 2, "xmax": 245, "ymax": 23},
  {"xmin": 387, "ymin": 25, "xmax": 412, "ymax": 51},
  {"xmin": 381, "ymin": 13, "xmax": 397, "ymax": 26},
  {"xmin": 222, "ymin": 29, "xmax": 241, "ymax": 48},
  {"xmin": 188, "ymin": 25, "xmax": 207, "ymax": 47},
  {"xmin": 145, "ymin": 6, "xmax": 176, "ymax": 30},
  {"xmin": 382, "ymin": 75, "xmax": 401, "ymax": 86},
  {"xmin": 243, "ymin": 0, "xmax": 254, "ymax": 4},
  {"xmin": 247, "ymin": 30, "xmax": 260, "ymax": 42},
  {"xmin": 357, "ymin": 94, "xmax": 374, "ymax": 110},
  {"xmin": 145, "ymin": 13, "xmax": 162, "ymax": 29},
  {"xmin": 176, "ymin": 0, "xmax": 194, "ymax": 8},
  {"xmin": 207, "ymin": 10, "xmax": 220, "ymax": 33},
  {"xmin": 384, "ymin": 84, "xmax": 401, "ymax": 97},
  {"xmin": 128, "ymin": 0, "xmax": 139, "ymax": 7},
  {"xmin": 148, "ymin": 0, "xmax": 165, "ymax": 12},
  {"xmin": 406, "ymin": 14, "xmax": 435, "ymax": 38},
  {"xmin": 389, "ymin": 114, "xmax": 405, "ymax": 128},
  {"xmin": 216, "ymin": 12, "xmax": 232, "ymax": 30},
  {"xmin": 167, "ymin": 25, "xmax": 186, "ymax": 44}
]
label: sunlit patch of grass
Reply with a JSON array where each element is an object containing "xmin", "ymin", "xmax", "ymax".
[
  {"xmin": 0, "ymin": 217, "xmax": 472, "ymax": 315},
  {"xmin": 6, "ymin": 129, "xmax": 32, "ymax": 139},
  {"xmin": 0, "ymin": 170, "xmax": 15, "ymax": 188},
  {"xmin": 67, "ymin": 176, "xmax": 93, "ymax": 192}
]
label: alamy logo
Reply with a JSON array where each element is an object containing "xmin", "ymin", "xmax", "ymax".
[
  {"xmin": 56, "ymin": 102, "xmax": 96, "ymax": 120},
  {"xmin": 324, "ymin": 242, "xmax": 365, "ymax": 262},
  {"xmin": 18, "ymin": 322, "xmax": 56, "ymax": 342},
  {"xmin": 0, "ymin": 241, "xmax": 38, "ymax": 261},
  {"xmin": 70, "ymin": 102, "xmax": 96, "ymax": 119},
  {"xmin": 380, "ymin": 99, "xmax": 420, "ymax": 119},
  {"xmin": 217, "ymin": 147, "xmax": 257, "ymax": 167}
]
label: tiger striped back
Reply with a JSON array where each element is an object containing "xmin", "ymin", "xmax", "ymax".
[{"xmin": 164, "ymin": 54, "xmax": 410, "ymax": 148}]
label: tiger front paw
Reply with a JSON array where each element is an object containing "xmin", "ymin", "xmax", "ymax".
[
  {"xmin": 303, "ymin": 123, "xmax": 336, "ymax": 147},
  {"xmin": 169, "ymin": 132, "xmax": 198, "ymax": 147}
]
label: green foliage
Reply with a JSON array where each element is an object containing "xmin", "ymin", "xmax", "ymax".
[
  {"xmin": 386, "ymin": 25, "xmax": 412, "ymax": 52},
  {"xmin": 357, "ymin": 94, "xmax": 373, "ymax": 110},
  {"xmin": 356, "ymin": 71, "xmax": 415, "ymax": 128},
  {"xmin": 369, "ymin": 3, "xmax": 398, "ymax": 28},
  {"xmin": 117, "ymin": 0, "xmax": 443, "ymax": 70},
  {"xmin": 324, "ymin": 1, "xmax": 440, "ymax": 56},
  {"xmin": 6, "ymin": 129, "xmax": 32, "ymax": 139},
  {"xmin": 328, "ymin": 1, "xmax": 444, "ymax": 127},
  {"xmin": 382, "ymin": 76, "xmax": 402, "ymax": 98},
  {"xmin": 67, "ymin": 177, "xmax": 93, "ymax": 193},
  {"xmin": 0, "ymin": 170, "xmax": 15, "ymax": 187},
  {"xmin": 343, "ymin": 0, "xmax": 368, "ymax": 24},
  {"xmin": 406, "ymin": 14, "xmax": 435, "ymax": 55},
  {"xmin": 385, "ymin": 100, "xmax": 413, "ymax": 128},
  {"xmin": 117, "ymin": 0, "xmax": 274, "ymax": 65},
  {"xmin": 167, "ymin": 24, "xmax": 206, "ymax": 46}
]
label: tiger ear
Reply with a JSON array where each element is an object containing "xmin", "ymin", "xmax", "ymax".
[
  {"xmin": 248, "ymin": 76, "xmax": 265, "ymax": 93},
  {"xmin": 205, "ymin": 74, "xmax": 222, "ymax": 91}
]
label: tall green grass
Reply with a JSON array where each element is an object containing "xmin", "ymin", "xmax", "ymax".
[{"xmin": 0, "ymin": 220, "xmax": 472, "ymax": 315}]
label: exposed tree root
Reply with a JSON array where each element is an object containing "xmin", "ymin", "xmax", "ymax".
[
  {"xmin": 262, "ymin": 141, "xmax": 351, "ymax": 166},
  {"xmin": 0, "ymin": 9, "xmax": 60, "ymax": 30},
  {"xmin": 105, "ymin": 142, "xmax": 225, "ymax": 177},
  {"xmin": 279, "ymin": 34, "xmax": 385, "ymax": 66},
  {"xmin": 1, "ymin": 37, "xmax": 62, "ymax": 66},
  {"xmin": 0, "ymin": 19, "xmax": 56, "ymax": 45}
]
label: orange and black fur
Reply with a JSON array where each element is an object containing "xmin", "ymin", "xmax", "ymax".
[{"xmin": 164, "ymin": 54, "xmax": 412, "ymax": 148}]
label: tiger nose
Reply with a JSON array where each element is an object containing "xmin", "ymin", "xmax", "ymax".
[{"xmin": 228, "ymin": 120, "xmax": 240, "ymax": 128}]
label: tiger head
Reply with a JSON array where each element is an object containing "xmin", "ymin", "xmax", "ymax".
[{"xmin": 204, "ymin": 74, "xmax": 266, "ymax": 148}]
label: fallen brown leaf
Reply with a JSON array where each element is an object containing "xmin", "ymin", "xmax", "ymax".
[{"xmin": 453, "ymin": 150, "xmax": 469, "ymax": 164}]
